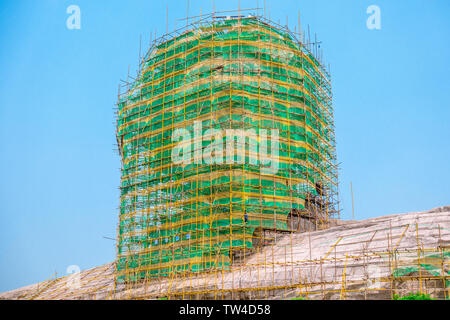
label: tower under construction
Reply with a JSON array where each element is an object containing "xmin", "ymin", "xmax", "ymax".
[{"xmin": 115, "ymin": 12, "xmax": 339, "ymax": 283}]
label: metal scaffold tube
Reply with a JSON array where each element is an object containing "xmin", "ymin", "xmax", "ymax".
[{"xmin": 115, "ymin": 13, "xmax": 339, "ymax": 284}]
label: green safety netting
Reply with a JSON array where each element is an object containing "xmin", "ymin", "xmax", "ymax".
[{"xmin": 115, "ymin": 17, "xmax": 337, "ymax": 282}]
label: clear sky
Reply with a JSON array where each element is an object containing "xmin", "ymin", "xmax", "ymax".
[{"xmin": 0, "ymin": 0, "xmax": 449, "ymax": 292}]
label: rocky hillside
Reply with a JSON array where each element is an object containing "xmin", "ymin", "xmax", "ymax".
[{"xmin": 1, "ymin": 206, "xmax": 449, "ymax": 300}]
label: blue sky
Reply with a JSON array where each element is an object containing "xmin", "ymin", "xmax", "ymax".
[{"xmin": 0, "ymin": 0, "xmax": 449, "ymax": 292}]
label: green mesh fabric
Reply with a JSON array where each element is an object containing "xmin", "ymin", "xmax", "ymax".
[{"xmin": 115, "ymin": 17, "xmax": 337, "ymax": 282}]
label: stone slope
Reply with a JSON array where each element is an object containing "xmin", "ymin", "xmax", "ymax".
[{"xmin": 1, "ymin": 206, "xmax": 449, "ymax": 300}]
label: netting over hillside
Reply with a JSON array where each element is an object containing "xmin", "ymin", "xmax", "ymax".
[
  {"xmin": 7, "ymin": 210, "xmax": 450, "ymax": 300},
  {"xmin": 115, "ymin": 15, "xmax": 338, "ymax": 282}
]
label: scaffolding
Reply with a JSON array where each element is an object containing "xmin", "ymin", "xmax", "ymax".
[
  {"xmin": 115, "ymin": 10, "xmax": 339, "ymax": 284},
  {"xmin": 1, "ymin": 9, "xmax": 447, "ymax": 302},
  {"xmin": 10, "ymin": 212, "xmax": 449, "ymax": 300}
]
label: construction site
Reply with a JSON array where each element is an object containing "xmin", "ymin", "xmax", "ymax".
[
  {"xmin": 1, "ymin": 205, "xmax": 449, "ymax": 300},
  {"xmin": 115, "ymin": 9, "xmax": 338, "ymax": 283},
  {"xmin": 1, "ymin": 9, "xmax": 448, "ymax": 300}
]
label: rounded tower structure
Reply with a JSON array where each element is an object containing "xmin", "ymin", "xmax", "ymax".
[{"xmin": 116, "ymin": 15, "xmax": 338, "ymax": 282}]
